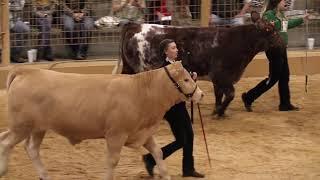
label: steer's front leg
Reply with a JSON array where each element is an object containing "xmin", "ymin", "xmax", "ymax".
[
  {"xmin": 143, "ymin": 136, "xmax": 170, "ymax": 180},
  {"xmin": 219, "ymin": 85, "xmax": 235, "ymax": 116},
  {"xmin": 213, "ymin": 84, "xmax": 223, "ymax": 115},
  {"xmin": 105, "ymin": 135, "xmax": 126, "ymax": 180}
]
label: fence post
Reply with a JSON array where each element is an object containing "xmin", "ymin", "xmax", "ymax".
[
  {"xmin": 1, "ymin": 0, "xmax": 10, "ymax": 66},
  {"xmin": 200, "ymin": 0, "xmax": 211, "ymax": 27}
]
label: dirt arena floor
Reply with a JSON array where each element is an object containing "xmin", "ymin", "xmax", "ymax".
[{"xmin": 0, "ymin": 74, "xmax": 319, "ymax": 180}]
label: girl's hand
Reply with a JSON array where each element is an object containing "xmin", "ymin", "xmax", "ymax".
[
  {"xmin": 270, "ymin": 21, "xmax": 275, "ymax": 26},
  {"xmin": 304, "ymin": 13, "xmax": 310, "ymax": 21},
  {"xmin": 131, "ymin": 0, "xmax": 141, "ymax": 7},
  {"xmin": 191, "ymin": 72, "xmax": 197, "ymax": 80}
]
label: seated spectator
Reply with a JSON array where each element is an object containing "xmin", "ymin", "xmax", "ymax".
[
  {"xmin": 285, "ymin": 0, "xmax": 295, "ymax": 11},
  {"xmin": 9, "ymin": 0, "xmax": 30, "ymax": 63},
  {"xmin": 32, "ymin": 0, "xmax": 58, "ymax": 61},
  {"xmin": 145, "ymin": 0, "xmax": 157, "ymax": 23},
  {"xmin": 167, "ymin": 0, "xmax": 193, "ymax": 26},
  {"xmin": 63, "ymin": 0, "xmax": 94, "ymax": 60},
  {"xmin": 210, "ymin": 0, "xmax": 251, "ymax": 26},
  {"xmin": 112, "ymin": 0, "xmax": 145, "ymax": 23},
  {"xmin": 189, "ymin": 0, "xmax": 200, "ymax": 20},
  {"xmin": 250, "ymin": 0, "xmax": 295, "ymax": 12},
  {"xmin": 155, "ymin": 0, "xmax": 171, "ymax": 25}
]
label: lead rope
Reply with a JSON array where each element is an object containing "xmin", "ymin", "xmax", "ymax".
[
  {"xmin": 304, "ymin": 3, "xmax": 309, "ymax": 93},
  {"xmin": 197, "ymin": 103, "xmax": 212, "ymax": 168}
]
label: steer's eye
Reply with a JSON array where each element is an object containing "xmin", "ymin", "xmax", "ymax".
[{"xmin": 184, "ymin": 79, "xmax": 189, "ymax": 82}]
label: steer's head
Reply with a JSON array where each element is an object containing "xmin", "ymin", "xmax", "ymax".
[
  {"xmin": 251, "ymin": 11, "xmax": 285, "ymax": 49},
  {"xmin": 164, "ymin": 61, "xmax": 204, "ymax": 103}
]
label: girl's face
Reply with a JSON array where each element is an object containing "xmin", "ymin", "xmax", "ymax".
[
  {"xmin": 277, "ymin": 0, "xmax": 286, "ymax": 11},
  {"xmin": 165, "ymin": 42, "xmax": 178, "ymax": 60}
]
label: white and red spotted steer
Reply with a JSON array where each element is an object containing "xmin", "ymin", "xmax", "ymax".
[{"xmin": 116, "ymin": 11, "xmax": 284, "ymax": 116}]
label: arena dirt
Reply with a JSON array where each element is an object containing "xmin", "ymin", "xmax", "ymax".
[{"xmin": 0, "ymin": 75, "xmax": 319, "ymax": 180}]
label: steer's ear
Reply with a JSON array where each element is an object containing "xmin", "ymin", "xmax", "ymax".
[{"xmin": 251, "ymin": 11, "xmax": 260, "ymax": 23}]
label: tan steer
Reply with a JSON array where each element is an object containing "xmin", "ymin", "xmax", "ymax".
[{"xmin": 0, "ymin": 61, "xmax": 203, "ymax": 180}]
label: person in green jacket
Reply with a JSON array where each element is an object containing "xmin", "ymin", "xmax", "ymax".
[{"xmin": 241, "ymin": 0, "xmax": 309, "ymax": 112}]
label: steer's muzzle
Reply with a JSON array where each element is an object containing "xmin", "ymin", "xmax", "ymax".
[{"xmin": 191, "ymin": 86, "xmax": 204, "ymax": 103}]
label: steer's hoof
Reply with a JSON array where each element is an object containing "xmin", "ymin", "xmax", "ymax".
[
  {"xmin": 39, "ymin": 176, "xmax": 51, "ymax": 180},
  {"xmin": 216, "ymin": 114, "xmax": 226, "ymax": 120},
  {"xmin": 212, "ymin": 110, "xmax": 217, "ymax": 115},
  {"xmin": 142, "ymin": 155, "xmax": 155, "ymax": 177},
  {"xmin": 161, "ymin": 175, "xmax": 171, "ymax": 180},
  {"xmin": 212, "ymin": 110, "xmax": 226, "ymax": 119},
  {"xmin": 212, "ymin": 106, "xmax": 223, "ymax": 116},
  {"xmin": 217, "ymin": 111, "xmax": 225, "ymax": 117}
]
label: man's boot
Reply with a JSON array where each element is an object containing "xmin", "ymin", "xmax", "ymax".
[
  {"xmin": 10, "ymin": 47, "xmax": 26, "ymax": 63},
  {"xmin": 67, "ymin": 44, "xmax": 77, "ymax": 59},
  {"xmin": 75, "ymin": 50, "xmax": 85, "ymax": 60},
  {"xmin": 43, "ymin": 46, "xmax": 54, "ymax": 61},
  {"xmin": 182, "ymin": 156, "xmax": 205, "ymax": 178},
  {"xmin": 78, "ymin": 44, "xmax": 88, "ymax": 60},
  {"xmin": 37, "ymin": 47, "xmax": 46, "ymax": 61}
]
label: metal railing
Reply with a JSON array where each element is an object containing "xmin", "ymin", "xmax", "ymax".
[{"xmin": 0, "ymin": 0, "xmax": 319, "ymax": 66}]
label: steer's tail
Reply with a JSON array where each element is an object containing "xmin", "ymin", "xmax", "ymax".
[
  {"xmin": 114, "ymin": 21, "xmax": 141, "ymax": 74},
  {"xmin": 112, "ymin": 21, "xmax": 129, "ymax": 74}
]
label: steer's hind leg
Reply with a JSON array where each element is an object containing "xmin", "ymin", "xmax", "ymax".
[
  {"xmin": 213, "ymin": 84, "xmax": 224, "ymax": 115},
  {"xmin": 0, "ymin": 129, "xmax": 30, "ymax": 177},
  {"xmin": 104, "ymin": 135, "xmax": 126, "ymax": 180},
  {"xmin": 24, "ymin": 131, "xmax": 48, "ymax": 180},
  {"xmin": 143, "ymin": 136, "xmax": 170, "ymax": 180},
  {"xmin": 218, "ymin": 85, "xmax": 235, "ymax": 117},
  {"xmin": 0, "ymin": 131, "xmax": 10, "ymax": 177}
]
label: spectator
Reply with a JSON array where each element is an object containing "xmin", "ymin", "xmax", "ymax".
[
  {"xmin": 210, "ymin": 0, "xmax": 251, "ymax": 26},
  {"xmin": 9, "ymin": 0, "xmax": 30, "ymax": 63},
  {"xmin": 189, "ymin": 0, "xmax": 200, "ymax": 19},
  {"xmin": 112, "ymin": 0, "xmax": 145, "ymax": 23},
  {"xmin": 242, "ymin": 0, "xmax": 309, "ymax": 112},
  {"xmin": 63, "ymin": 0, "xmax": 94, "ymax": 60},
  {"xmin": 155, "ymin": 0, "xmax": 172, "ymax": 25},
  {"xmin": 142, "ymin": 39, "xmax": 204, "ymax": 178},
  {"xmin": 168, "ymin": 0, "xmax": 193, "ymax": 26},
  {"xmin": 32, "ymin": 0, "xmax": 58, "ymax": 61},
  {"xmin": 145, "ymin": 0, "xmax": 157, "ymax": 23},
  {"xmin": 249, "ymin": 0, "xmax": 296, "ymax": 12}
]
